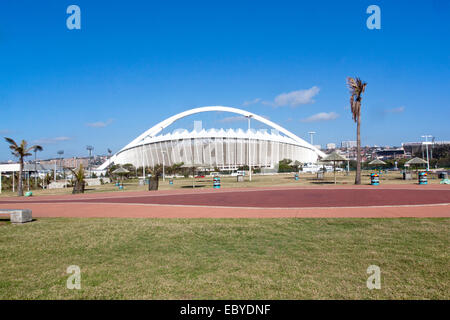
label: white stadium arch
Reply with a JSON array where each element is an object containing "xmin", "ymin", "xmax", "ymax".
[{"xmin": 98, "ymin": 106, "xmax": 325, "ymax": 170}]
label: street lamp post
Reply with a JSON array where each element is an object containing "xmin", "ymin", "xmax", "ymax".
[
  {"xmin": 162, "ymin": 150, "xmax": 166, "ymax": 181},
  {"xmin": 421, "ymin": 135, "xmax": 432, "ymax": 171},
  {"xmin": 308, "ymin": 131, "xmax": 316, "ymax": 145},
  {"xmin": 247, "ymin": 115, "xmax": 253, "ymax": 181},
  {"xmin": 141, "ymin": 143, "xmax": 145, "ymax": 179},
  {"xmin": 191, "ymin": 138, "xmax": 195, "ymax": 189},
  {"xmin": 57, "ymin": 150, "xmax": 64, "ymax": 181},
  {"xmin": 86, "ymin": 146, "xmax": 94, "ymax": 178},
  {"xmin": 34, "ymin": 147, "xmax": 42, "ymax": 188}
]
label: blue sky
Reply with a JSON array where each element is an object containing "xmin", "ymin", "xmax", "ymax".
[{"xmin": 0, "ymin": 0, "xmax": 449, "ymax": 161}]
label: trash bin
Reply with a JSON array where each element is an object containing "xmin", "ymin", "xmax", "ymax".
[
  {"xmin": 370, "ymin": 173, "xmax": 379, "ymax": 185},
  {"xmin": 213, "ymin": 177, "xmax": 221, "ymax": 189},
  {"xmin": 236, "ymin": 175, "xmax": 244, "ymax": 182},
  {"xmin": 317, "ymin": 171, "xmax": 324, "ymax": 180},
  {"xmin": 418, "ymin": 172, "xmax": 427, "ymax": 185}
]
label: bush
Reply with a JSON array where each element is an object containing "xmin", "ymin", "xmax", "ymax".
[{"xmin": 278, "ymin": 159, "xmax": 295, "ymax": 173}]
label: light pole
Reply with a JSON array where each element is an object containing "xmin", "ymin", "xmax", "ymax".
[
  {"xmin": 141, "ymin": 143, "xmax": 145, "ymax": 179},
  {"xmin": 86, "ymin": 145, "xmax": 94, "ymax": 177},
  {"xmin": 421, "ymin": 135, "xmax": 432, "ymax": 171},
  {"xmin": 430, "ymin": 136, "xmax": 435, "ymax": 160},
  {"xmin": 162, "ymin": 150, "xmax": 166, "ymax": 181},
  {"xmin": 57, "ymin": 150, "xmax": 64, "ymax": 181},
  {"xmin": 308, "ymin": 131, "xmax": 316, "ymax": 145},
  {"xmin": 192, "ymin": 138, "xmax": 195, "ymax": 189},
  {"xmin": 34, "ymin": 147, "xmax": 42, "ymax": 188},
  {"xmin": 246, "ymin": 115, "xmax": 253, "ymax": 181}
]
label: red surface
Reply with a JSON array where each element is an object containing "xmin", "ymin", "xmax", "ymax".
[
  {"xmin": 1, "ymin": 185, "xmax": 449, "ymax": 218},
  {"xmin": 2, "ymin": 188, "xmax": 450, "ymax": 208}
]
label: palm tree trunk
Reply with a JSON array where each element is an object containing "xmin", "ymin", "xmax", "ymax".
[
  {"xmin": 18, "ymin": 158, "xmax": 24, "ymax": 196},
  {"xmin": 149, "ymin": 175, "xmax": 159, "ymax": 191},
  {"xmin": 72, "ymin": 180, "xmax": 85, "ymax": 194},
  {"xmin": 355, "ymin": 115, "xmax": 361, "ymax": 185}
]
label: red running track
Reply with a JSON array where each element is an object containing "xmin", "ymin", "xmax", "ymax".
[
  {"xmin": 2, "ymin": 188, "xmax": 450, "ymax": 208},
  {"xmin": 1, "ymin": 186, "xmax": 449, "ymax": 218}
]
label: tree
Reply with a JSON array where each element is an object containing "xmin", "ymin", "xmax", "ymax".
[
  {"xmin": 347, "ymin": 77, "xmax": 367, "ymax": 185},
  {"xmin": 68, "ymin": 164, "xmax": 86, "ymax": 194},
  {"xmin": 292, "ymin": 160, "xmax": 302, "ymax": 172},
  {"xmin": 122, "ymin": 163, "xmax": 136, "ymax": 177},
  {"xmin": 4, "ymin": 137, "xmax": 43, "ymax": 196},
  {"xmin": 278, "ymin": 158, "xmax": 293, "ymax": 173},
  {"xmin": 148, "ymin": 164, "xmax": 163, "ymax": 191},
  {"xmin": 167, "ymin": 162, "xmax": 184, "ymax": 175}
]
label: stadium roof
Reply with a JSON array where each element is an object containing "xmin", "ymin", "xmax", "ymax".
[{"xmin": 99, "ymin": 106, "xmax": 326, "ymax": 170}]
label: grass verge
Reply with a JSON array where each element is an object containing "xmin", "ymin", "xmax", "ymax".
[{"xmin": 0, "ymin": 218, "xmax": 448, "ymax": 299}]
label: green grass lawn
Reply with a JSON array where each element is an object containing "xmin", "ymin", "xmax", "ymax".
[
  {"xmin": 0, "ymin": 170, "xmax": 443, "ymax": 198},
  {"xmin": 0, "ymin": 218, "xmax": 448, "ymax": 299}
]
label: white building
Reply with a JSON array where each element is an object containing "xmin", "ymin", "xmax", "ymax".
[
  {"xmin": 341, "ymin": 140, "xmax": 357, "ymax": 148},
  {"xmin": 98, "ymin": 106, "xmax": 326, "ymax": 170},
  {"xmin": 326, "ymin": 143, "xmax": 336, "ymax": 150}
]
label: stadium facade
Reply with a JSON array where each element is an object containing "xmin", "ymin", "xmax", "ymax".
[{"xmin": 98, "ymin": 106, "xmax": 325, "ymax": 170}]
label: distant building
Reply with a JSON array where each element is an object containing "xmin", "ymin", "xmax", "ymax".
[
  {"xmin": 39, "ymin": 157, "xmax": 89, "ymax": 169},
  {"xmin": 375, "ymin": 148, "xmax": 406, "ymax": 160},
  {"xmin": 326, "ymin": 143, "xmax": 336, "ymax": 150},
  {"xmin": 402, "ymin": 141, "xmax": 450, "ymax": 155},
  {"xmin": 341, "ymin": 140, "xmax": 357, "ymax": 149}
]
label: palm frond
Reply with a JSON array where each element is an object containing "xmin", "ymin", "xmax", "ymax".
[
  {"xmin": 27, "ymin": 145, "xmax": 43, "ymax": 153},
  {"xmin": 67, "ymin": 164, "xmax": 85, "ymax": 182},
  {"xmin": 4, "ymin": 137, "xmax": 18, "ymax": 147},
  {"xmin": 347, "ymin": 76, "xmax": 367, "ymax": 122}
]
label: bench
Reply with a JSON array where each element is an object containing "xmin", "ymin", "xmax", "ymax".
[{"xmin": 0, "ymin": 209, "xmax": 33, "ymax": 223}]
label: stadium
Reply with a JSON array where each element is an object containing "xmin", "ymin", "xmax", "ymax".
[{"xmin": 99, "ymin": 106, "xmax": 326, "ymax": 171}]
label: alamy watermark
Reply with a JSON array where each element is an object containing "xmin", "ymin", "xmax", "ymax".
[
  {"xmin": 366, "ymin": 265, "xmax": 381, "ymax": 290},
  {"xmin": 66, "ymin": 5, "xmax": 81, "ymax": 30},
  {"xmin": 65, "ymin": 5, "xmax": 379, "ymax": 31},
  {"xmin": 366, "ymin": 5, "xmax": 381, "ymax": 30},
  {"xmin": 66, "ymin": 265, "xmax": 81, "ymax": 290}
]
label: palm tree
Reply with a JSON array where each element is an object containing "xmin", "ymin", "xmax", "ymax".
[
  {"xmin": 148, "ymin": 164, "xmax": 163, "ymax": 191},
  {"xmin": 4, "ymin": 137, "xmax": 43, "ymax": 196},
  {"xmin": 67, "ymin": 164, "xmax": 86, "ymax": 194},
  {"xmin": 346, "ymin": 77, "xmax": 367, "ymax": 185}
]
